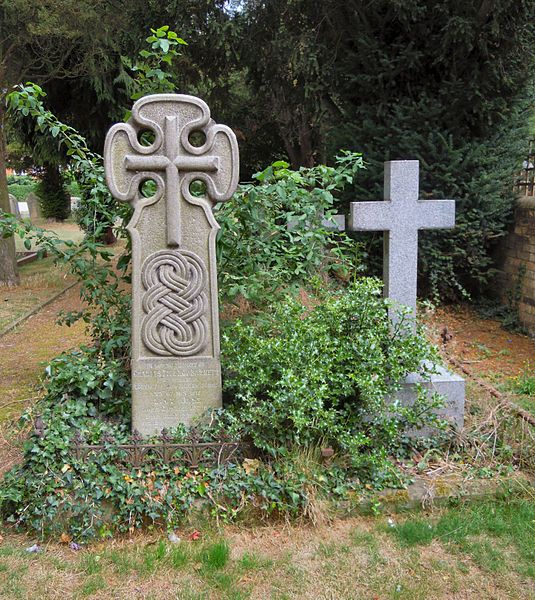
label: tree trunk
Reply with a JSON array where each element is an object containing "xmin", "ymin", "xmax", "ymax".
[{"xmin": 0, "ymin": 101, "xmax": 19, "ymax": 287}]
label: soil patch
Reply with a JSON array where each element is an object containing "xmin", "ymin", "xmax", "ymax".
[{"xmin": 425, "ymin": 304, "xmax": 534, "ymax": 380}]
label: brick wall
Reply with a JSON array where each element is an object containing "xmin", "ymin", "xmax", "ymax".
[{"xmin": 500, "ymin": 197, "xmax": 535, "ymax": 335}]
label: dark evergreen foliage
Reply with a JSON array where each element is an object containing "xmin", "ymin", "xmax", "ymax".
[
  {"xmin": 322, "ymin": 1, "xmax": 535, "ymax": 299},
  {"xmin": 240, "ymin": 0, "xmax": 535, "ymax": 299},
  {"xmin": 36, "ymin": 163, "xmax": 70, "ymax": 221},
  {"xmin": 5, "ymin": 0, "xmax": 535, "ymax": 298}
]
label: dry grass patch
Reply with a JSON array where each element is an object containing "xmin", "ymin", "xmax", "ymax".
[{"xmin": 0, "ymin": 498, "xmax": 534, "ymax": 599}]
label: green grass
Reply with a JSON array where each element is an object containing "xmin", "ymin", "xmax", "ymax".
[
  {"xmin": 80, "ymin": 553, "xmax": 103, "ymax": 575},
  {"xmin": 107, "ymin": 548, "xmax": 139, "ymax": 575},
  {"xmin": 199, "ymin": 540, "xmax": 230, "ymax": 570},
  {"xmin": 79, "ymin": 574, "xmax": 106, "ymax": 597},
  {"xmin": 0, "ymin": 499, "xmax": 534, "ymax": 599},
  {"xmin": 14, "ymin": 222, "xmax": 85, "ymax": 252},
  {"xmin": 169, "ymin": 544, "xmax": 190, "ymax": 569},
  {"xmin": 391, "ymin": 519, "xmax": 435, "ymax": 546},
  {"xmin": 387, "ymin": 499, "xmax": 535, "ymax": 578},
  {"xmin": 237, "ymin": 552, "xmax": 273, "ymax": 572}
]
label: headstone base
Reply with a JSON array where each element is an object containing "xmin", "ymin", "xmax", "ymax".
[
  {"xmin": 132, "ymin": 357, "xmax": 222, "ymax": 436},
  {"xmin": 392, "ymin": 362, "xmax": 465, "ymax": 437}
]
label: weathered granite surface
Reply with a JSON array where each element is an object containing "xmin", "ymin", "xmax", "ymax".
[
  {"xmin": 349, "ymin": 161, "xmax": 464, "ymax": 432},
  {"xmin": 104, "ymin": 94, "xmax": 239, "ymax": 435},
  {"xmin": 26, "ymin": 192, "xmax": 42, "ymax": 221},
  {"xmin": 350, "ymin": 161, "xmax": 455, "ymax": 331},
  {"xmin": 393, "ymin": 361, "xmax": 465, "ymax": 436}
]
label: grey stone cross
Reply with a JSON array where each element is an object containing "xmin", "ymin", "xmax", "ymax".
[
  {"xmin": 104, "ymin": 94, "xmax": 239, "ymax": 435},
  {"xmin": 350, "ymin": 160, "xmax": 455, "ymax": 330},
  {"xmin": 122, "ymin": 116, "xmax": 219, "ymax": 247}
]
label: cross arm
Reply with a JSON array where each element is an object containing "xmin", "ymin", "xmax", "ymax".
[
  {"xmin": 417, "ymin": 200, "xmax": 455, "ymax": 230},
  {"xmin": 349, "ymin": 200, "xmax": 393, "ymax": 232}
]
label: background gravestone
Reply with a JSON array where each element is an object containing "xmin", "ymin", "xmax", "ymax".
[
  {"xmin": 349, "ymin": 160, "xmax": 465, "ymax": 432},
  {"xmin": 8, "ymin": 194, "xmax": 21, "ymax": 220},
  {"xmin": 26, "ymin": 192, "xmax": 42, "ymax": 221},
  {"xmin": 104, "ymin": 94, "xmax": 239, "ymax": 435}
]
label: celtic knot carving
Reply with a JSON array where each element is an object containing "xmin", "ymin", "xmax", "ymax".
[{"xmin": 141, "ymin": 250, "xmax": 208, "ymax": 356}]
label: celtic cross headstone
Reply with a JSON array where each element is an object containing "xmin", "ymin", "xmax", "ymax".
[{"xmin": 104, "ymin": 94, "xmax": 239, "ymax": 435}]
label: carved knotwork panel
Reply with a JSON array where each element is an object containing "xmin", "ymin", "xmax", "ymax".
[{"xmin": 141, "ymin": 249, "xmax": 208, "ymax": 356}]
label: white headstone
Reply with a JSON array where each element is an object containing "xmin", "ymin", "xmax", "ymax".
[{"xmin": 18, "ymin": 202, "xmax": 29, "ymax": 217}]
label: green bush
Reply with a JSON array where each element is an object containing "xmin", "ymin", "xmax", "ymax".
[
  {"xmin": 0, "ymin": 279, "xmax": 446, "ymax": 539},
  {"xmin": 221, "ymin": 280, "xmax": 444, "ymax": 475},
  {"xmin": 36, "ymin": 163, "xmax": 71, "ymax": 221},
  {"xmin": 216, "ymin": 152, "xmax": 364, "ymax": 305},
  {"xmin": 7, "ymin": 174, "xmax": 36, "ymax": 201},
  {"xmin": 44, "ymin": 348, "xmax": 131, "ymax": 418},
  {"xmin": 0, "ymin": 390, "xmax": 349, "ymax": 539}
]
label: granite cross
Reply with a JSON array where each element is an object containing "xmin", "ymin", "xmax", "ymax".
[
  {"xmin": 350, "ymin": 160, "xmax": 455, "ymax": 330},
  {"xmin": 104, "ymin": 94, "xmax": 239, "ymax": 435}
]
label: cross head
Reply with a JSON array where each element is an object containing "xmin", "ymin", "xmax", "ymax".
[
  {"xmin": 349, "ymin": 160, "xmax": 455, "ymax": 330},
  {"xmin": 104, "ymin": 94, "xmax": 238, "ymax": 247}
]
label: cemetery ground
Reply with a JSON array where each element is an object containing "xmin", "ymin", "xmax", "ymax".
[
  {"xmin": 0, "ymin": 251, "xmax": 534, "ymax": 599},
  {"xmin": 0, "ymin": 222, "xmax": 84, "ymax": 332}
]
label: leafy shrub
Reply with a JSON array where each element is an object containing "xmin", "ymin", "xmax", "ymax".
[
  {"xmin": 0, "ymin": 390, "xmax": 355, "ymax": 539},
  {"xmin": 36, "ymin": 163, "xmax": 71, "ymax": 221},
  {"xmin": 7, "ymin": 174, "xmax": 36, "ymax": 200},
  {"xmin": 221, "ymin": 280, "xmax": 444, "ymax": 477},
  {"xmin": 44, "ymin": 348, "xmax": 131, "ymax": 418},
  {"xmin": 216, "ymin": 153, "xmax": 364, "ymax": 304},
  {"xmin": 0, "ymin": 277, "xmax": 446, "ymax": 539}
]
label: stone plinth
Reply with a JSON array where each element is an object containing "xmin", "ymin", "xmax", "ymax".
[{"xmin": 393, "ymin": 362, "xmax": 465, "ymax": 436}]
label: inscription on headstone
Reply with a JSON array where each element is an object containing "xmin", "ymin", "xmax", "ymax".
[{"xmin": 104, "ymin": 94, "xmax": 239, "ymax": 435}]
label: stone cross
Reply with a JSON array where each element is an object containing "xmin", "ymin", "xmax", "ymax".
[
  {"xmin": 104, "ymin": 94, "xmax": 239, "ymax": 435},
  {"xmin": 350, "ymin": 160, "xmax": 455, "ymax": 330}
]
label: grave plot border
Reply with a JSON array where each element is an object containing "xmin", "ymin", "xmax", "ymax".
[{"xmin": 33, "ymin": 418, "xmax": 251, "ymax": 469}]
